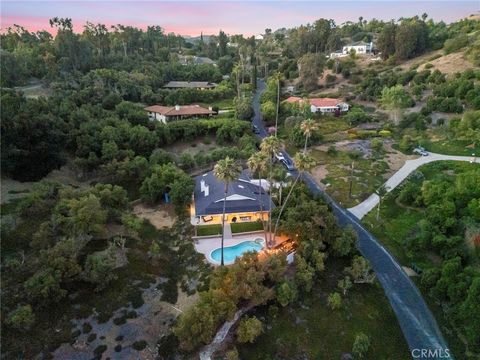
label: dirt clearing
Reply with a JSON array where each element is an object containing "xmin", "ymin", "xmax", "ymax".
[{"xmin": 133, "ymin": 203, "xmax": 176, "ymax": 229}]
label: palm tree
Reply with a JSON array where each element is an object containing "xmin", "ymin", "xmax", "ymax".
[
  {"xmin": 375, "ymin": 184, "xmax": 389, "ymax": 221},
  {"xmin": 274, "ymin": 72, "xmax": 282, "ymax": 136},
  {"xmin": 260, "ymin": 136, "xmax": 282, "ymax": 247},
  {"xmin": 213, "ymin": 157, "xmax": 242, "ymax": 266},
  {"xmin": 348, "ymin": 151, "xmax": 362, "ymax": 198},
  {"xmin": 273, "ymin": 152, "xmax": 316, "ymax": 243},
  {"xmin": 300, "ymin": 119, "xmax": 319, "ymax": 152},
  {"xmin": 247, "ymin": 152, "xmax": 269, "ymax": 241},
  {"xmin": 272, "ymin": 166, "xmax": 288, "ymax": 206}
]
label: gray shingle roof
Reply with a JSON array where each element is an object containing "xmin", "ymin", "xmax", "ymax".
[
  {"xmin": 194, "ymin": 169, "xmax": 274, "ymax": 216},
  {"xmin": 163, "ymin": 81, "xmax": 217, "ymax": 89}
]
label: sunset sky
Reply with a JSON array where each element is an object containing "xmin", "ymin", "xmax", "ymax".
[{"xmin": 1, "ymin": 1, "xmax": 478, "ymax": 36}]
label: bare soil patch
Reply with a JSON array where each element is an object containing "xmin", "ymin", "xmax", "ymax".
[
  {"xmin": 310, "ymin": 165, "xmax": 329, "ymax": 186},
  {"xmin": 164, "ymin": 135, "xmax": 217, "ymax": 155},
  {"xmin": 133, "ymin": 203, "xmax": 176, "ymax": 229},
  {"xmin": 383, "ymin": 142, "xmax": 417, "ymax": 176}
]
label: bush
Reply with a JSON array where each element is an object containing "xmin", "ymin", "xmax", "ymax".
[
  {"xmin": 327, "ymin": 292, "xmax": 342, "ymax": 310},
  {"xmin": 424, "ymin": 63, "xmax": 434, "ymax": 69},
  {"xmin": 378, "ymin": 130, "xmax": 392, "ymax": 138},
  {"xmin": 94, "ymin": 345, "xmax": 107, "ymax": 357},
  {"xmin": 352, "ymin": 332, "xmax": 371, "ymax": 358},
  {"xmin": 132, "ymin": 340, "xmax": 147, "ymax": 351},
  {"xmin": 6, "ymin": 305, "xmax": 35, "ymax": 331},
  {"xmin": 444, "ymin": 34, "xmax": 469, "ymax": 54},
  {"xmin": 236, "ymin": 316, "xmax": 263, "ymax": 343}
]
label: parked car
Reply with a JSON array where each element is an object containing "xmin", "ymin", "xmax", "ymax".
[
  {"xmin": 413, "ymin": 147, "xmax": 429, "ymax": 156},
  {"xmin": 274, "ymin": 152, "xmax": 285, "ymax": 162},
  {"xmin": 252, "ymin": 124, "xmax": 260, "ymax": 134},
  {"xmin": 281, "ymin": 158, "xmax": 295, "ymax": 171}
]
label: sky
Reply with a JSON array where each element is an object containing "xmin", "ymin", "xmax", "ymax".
[{"xmin": 1, "ymin": 1, "xmax": 479, "ymax": 36}]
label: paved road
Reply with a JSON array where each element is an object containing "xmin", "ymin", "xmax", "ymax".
[
  {"xmin": 253, "ymin": 79, "xmax": 452, "ymax": 359},
  {"xmin": 349, "ymin": 152, "xmax": 477, "ymax": 219}
]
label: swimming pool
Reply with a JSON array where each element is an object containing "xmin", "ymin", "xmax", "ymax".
[{"xmin": 210, "ymin": 238, "xmax": 265, "ymax": 264}]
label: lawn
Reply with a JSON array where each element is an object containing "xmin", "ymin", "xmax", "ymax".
[
  {"xmin": 198, "ymin": 97, "xmax": 234, "ymax": 110},
  {"xmin": 421, "ymin": 139, "xmax": 480, "ymax": 156},
  {"xmin": 238, "ymin": 258, "xmax": 410, "ymax": 360},
  {"xmin": 231, "ymin": 221, "xmax": 264, "ymax": 234},
  {"xmin": 196, "ymin": 224, "xmax": 222, "ymax": 236}
]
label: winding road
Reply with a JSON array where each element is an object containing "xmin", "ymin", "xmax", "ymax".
[
  {"xmin": 252, "ymin": 79, "xmax": 453, "ymax": 359},
  {"xmin": 349, "ymin": 152, "xmax": 477, "ymax": 219}
]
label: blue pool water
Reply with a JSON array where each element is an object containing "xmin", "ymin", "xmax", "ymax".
[{"xmin": 210, "ymin": 240, "xmax": 264, "ymax": 264}]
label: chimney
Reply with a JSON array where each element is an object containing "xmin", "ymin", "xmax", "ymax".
[
  {"xmin": 208, "ymin": 106, "xmax": 213, "ymax": 111},
  {"xmin": 175, "ymin": 105, "xmax": 180, "ymax": 111}
]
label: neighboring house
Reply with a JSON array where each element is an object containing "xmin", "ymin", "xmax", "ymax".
[
  {"xmin": 285, "ymin": 96, "xmax": 349, "ymax": 114},
  {"xmin": 191, "ymin": 169, "xmax": 274, "ymax": 226},
  {"xmin": 255, "ymin": 34, "xmax": 264, "ymax": 41},
  {"xmin": 178, "ymin": 55, "xmax": 216, "ymax": 65},
  {"xmin": 342, "ymin": 41, "xmax": 374, "ymax": 55},
  {"xmin": 144, "ymin": 104, "xmax": 215, "ymax": 124},
  {"xmin": 163, "ymin": 81, "xmax": 218, "ymax": 90}
]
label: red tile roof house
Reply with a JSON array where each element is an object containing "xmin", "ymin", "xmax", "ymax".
[
  {"xmin": 144, "ymin": 104, "xmax": 216, "ymax": 124},
  {"xmin": 285, "ymin": 96, "xmax": 349, "ymax": 114}
]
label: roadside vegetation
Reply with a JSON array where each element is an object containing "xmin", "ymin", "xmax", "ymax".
[{"xmin": 363, "ymin": 161, "xmax": 480, "ymax": 359}]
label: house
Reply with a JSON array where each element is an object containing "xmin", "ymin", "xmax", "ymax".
[
  {"xmin": 191, "ymin": 169, "xmax": 274, "ymax": 226},
  {"xmin": 342, "ymin": 41, "xmax": 374, "ymax": 55},
  {"xmin": 144, "ymin": 104, "xmax": 215, "ymax": 124},
  {"xmin": 163, "ymin": 81, "xmax": 218, "ymax": 90},
  {"xmin": 255, "ymin": 34, "xmax": 264, "ymax": 41},
  {"xmin": 284, "ymin": 96, "xmax": 349, "ymax": 114},
  {"xmin": 178, "ymin": 55, "xmax": 216, "ymax": 66}
]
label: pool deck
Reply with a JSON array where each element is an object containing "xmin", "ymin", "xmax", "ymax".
[{"xmin": 194, "ymin": 231, "xmax": 289, "ymax": 265}]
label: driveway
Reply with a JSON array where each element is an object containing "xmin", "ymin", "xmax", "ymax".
[
  {"xmin": 253, "ymin": 79, "xmax": 453, "ymax": 359},
  {"xmin": 348, "ymin": 152, "xmax": 477, "ymax": 219}
]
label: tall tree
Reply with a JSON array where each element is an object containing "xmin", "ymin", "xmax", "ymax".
[
  {"xmin": 300, "ymin": 119, "xmax": 319, "ymax": 152},
  {"xmin": 375, "ymin": 184, "xmax": 389, "ymax": 221},
  {"xmin": 247, "ymin": 152, "xmax": 270, "ymax": 240},
  {"xmin": 213, "ymin": 157, "xmax": 242, "ymax": 266},
  {"xmin": 380, "ymin": 85, "xmax": 411, "ymax": 124},
  {"xmin": 272, "ymin": 152, "xmax": 316, "ymax": 243},
  {"xmin": 377, "ymin": 22, "xmax": 397, "ymax": 60},
  {"xmin": 260, "ymin": 136, "xmax": 282, "ymax": 246}
]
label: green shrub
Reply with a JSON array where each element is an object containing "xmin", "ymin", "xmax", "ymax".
[
  {"xmin": 378, "ymin": 130, "xmax": 392, "ymax": 138},
  {"xmin": 132, "ymin": 340, "xmax": 147, "ymax": 351},
  {"xmin": 236, "ymin": 316, "xmax": 263, "ymax": 343},
  {"xmin": 94, "ymin": 345, "xmax": 107, "ymax": 357},
  {"xmin": 6, "ymin": 305, "xmax": 35, "ymax": 331}
]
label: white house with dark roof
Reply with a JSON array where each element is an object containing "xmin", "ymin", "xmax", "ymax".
[
  {"xmin": 342, "ymin": 41, "xmax": 374, "ymax": 55},
  {"xmin": 191, "ymin": 169, "xmax": 274, "ymax": 226}
]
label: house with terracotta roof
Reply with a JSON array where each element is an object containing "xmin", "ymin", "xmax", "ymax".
[
  {"xmin": 144, "ymin": 104, "xmax": 215, "ymax": 124},
  {"xmin": 284, "ymin": 96, "xmax": 349, "ymax": 114}
]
